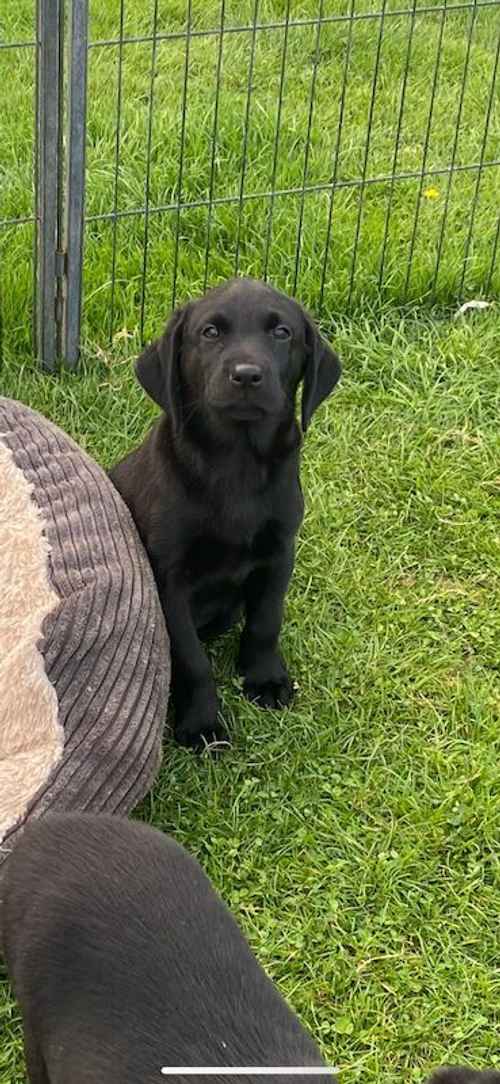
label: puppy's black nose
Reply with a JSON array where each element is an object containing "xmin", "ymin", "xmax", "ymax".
[{"xmin": 229, "ymin": 363, "xmax": 263, "ymax": 388}]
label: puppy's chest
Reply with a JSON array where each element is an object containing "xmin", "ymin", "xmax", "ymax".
[{"xmin": 183, "ymin": 515, "xmax": 281, "ymax": 585}]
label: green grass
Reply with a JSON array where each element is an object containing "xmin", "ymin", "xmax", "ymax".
[
  {"xmin": 1, "ymin": 309, "xmax": 499, "ymax": 1083},
  {"xmin": 1, "ymin": 2, "xmax": 500, "ymax": 1081}
]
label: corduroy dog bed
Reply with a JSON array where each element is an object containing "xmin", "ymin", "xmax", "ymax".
[{"xmin": 0, "ymin": 398, "xmax": 170, "ymax": 895}]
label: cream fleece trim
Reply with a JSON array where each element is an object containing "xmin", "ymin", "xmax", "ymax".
[{"xmin": 0, "ymin": 438, "xmax": 63, "ymax": 842}]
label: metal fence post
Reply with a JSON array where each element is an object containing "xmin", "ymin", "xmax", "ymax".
[
  {"xmin": 63, "ymin": 0, "xmax": 88, "ymax": 367},
  {"xmin": 36, "ymin": 0, "xmax": 64, "ymax": 371}
]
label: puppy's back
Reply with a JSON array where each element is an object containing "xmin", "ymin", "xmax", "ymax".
[
  {"xmin": 3, "ymin": 813, "xmax": 329, "ymax": 1084},
  {"xmin": 428, "ymin": 1071, "xmax": 500, "ymax": 1084}
]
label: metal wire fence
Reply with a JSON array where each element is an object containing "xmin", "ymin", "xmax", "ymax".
[{"xmin": 1, "ymin": 0, "xmax": 499, "ymax": 369}]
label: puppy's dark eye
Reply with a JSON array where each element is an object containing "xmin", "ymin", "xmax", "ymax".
[
  {"xmin": 202, "ymin": 324, "xmax": 219, "ymax": 339},
  {"xmin": 272, "ymin": 325, "xmax": 291, "ymax": 340}
]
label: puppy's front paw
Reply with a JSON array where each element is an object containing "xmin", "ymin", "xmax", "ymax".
[
  {"xmin": 175, "ymin": 717, "xmax": 230, "ymax": 751},
  {"xmin": 241, "ymin": 653, "xmax": 294, "ymax": 710},
  {"xmin": 174, "ymin": 689, "xmax": 230, "ymax": 752},
  {"xmin": 243, "ymin": 677, "xmax": 294, "ymax": 709}
]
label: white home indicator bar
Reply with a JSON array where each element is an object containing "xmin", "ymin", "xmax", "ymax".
[{"xmin": 161, "ymin": 1069, "xmax": 336, "ymax": 1076}]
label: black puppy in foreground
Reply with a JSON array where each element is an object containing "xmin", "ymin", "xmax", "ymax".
[
  {"xmin": 2, "ymin": 813, "xmax": 332, "ymax": 1084},
  {"xmin": 110, "ymin": 277, "xmax": 341, "ymax": 748},
  {"xmin": 428, "ymin": 1072, "xmax": 500, "ymax": 1084},
  {"xmin": 3, "ymin": 818, "xmax": 498, "ymax": 1084}
]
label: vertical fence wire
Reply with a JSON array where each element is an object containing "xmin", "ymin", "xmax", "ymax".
[
  {"xmin": 347, "ymin": 0, "xmax": 388, "ymax": 306},
  {"xmin": 262, "ymin": 0, "xmax": 291, "ymax": 282},
  {"xmin": 430, "ymin": 1, "xmax": 478, "ymax": 298},
  {"xmin": 316, "ymin": 0, "xmax": 355, "ymax": 314},
  {"xmin": 378, "ymin": 0, "xmax": 418, "ymax": 289},
  {"xmin": 171, "ymin": 0, "xmax": 193, "ymax": 310},
  {"xmin": 292, "ymin": 0, "xmax": 325, "ymax": 294},
  {"xmin": 140, "ymin": 0, "xmax": 160, "ymax": 341},
  {"xmin": 203, "ymin": 0, "xmax": 226, "ymax": 292},
  {"xmin": 403, "ymin": 0, "xmax": 448, "ymax": 300},
  {"xmin": 318, "ymin": 0, "xmax": 355, "ymax": 313},
  {"xmin": 234, "ymin": 0, "xmax": 260, "ymax": 275},
  {"xmin": 458, "ymin": 22, "xmax": 500, "ymax": 297},
  {"xmin": 109, "ymin": 0, "xmax": 125, "ymax": 344},
  {"xmin": 485, "ymin": 213, "xmax": 500, "ymax": 295}
]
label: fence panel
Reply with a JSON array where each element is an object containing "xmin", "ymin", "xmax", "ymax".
[
  {"xmin": 81, "ymin": 0, "xmax": 500, "ymax": 353},
  {"xmin": 1, "ymin": 0, "xmax": 500, "ymax": 368}
]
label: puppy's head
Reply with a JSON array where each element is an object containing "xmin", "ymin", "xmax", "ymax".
[
  {"xmin": 135, "ymin": 278, "xmax": 341, "ymax": 433},
  {"xmin": 427, "ymin": 1069, "xmax": 500, "ymax": 1084}
]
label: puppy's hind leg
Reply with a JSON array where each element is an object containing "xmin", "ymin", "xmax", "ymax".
[
  {"xmin": 161, "ymin": 582, "xmax": 229, "ymax": 749},
  {"xmin": 23, "ymin": 1033, "xmax": 50, "ymax": 1084}
]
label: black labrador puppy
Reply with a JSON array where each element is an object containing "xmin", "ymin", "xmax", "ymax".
[
  {"xmin": 109, "ymin": 277, "xmax": 341, "ymax": 748},
  {"xmin": 428, "ymin": 1072, "xmax": 500, "ymax": 1084},
  {"xmin": 4, "ymin": 817, "xmax": 499, "ymax": 1084},
  {"xmin": 2, "ymin": 813, "xmax": 333, "ymax": 1084}
]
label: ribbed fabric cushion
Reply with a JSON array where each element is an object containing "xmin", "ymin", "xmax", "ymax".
[{"xmin": 0, "ymin": 398, "xmax": 170, "ymax": 892}]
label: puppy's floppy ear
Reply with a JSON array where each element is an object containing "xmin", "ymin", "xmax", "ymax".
[
  {"xmin": 135, "ymin": 305, "xmax": 188, "ymax": 431},
  {"xmin": 301, "ymin": 309, "xmax": 341, "ymax": 433}
]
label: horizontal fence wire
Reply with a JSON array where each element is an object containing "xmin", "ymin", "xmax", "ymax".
[
  {"xmin": 86, "ymin": 1, "xmax": 500, "ymax": 49},
  {"xmin": 0, "ymin": 40, "xmax": 38, "ymax": 50},
  {"xmin": 84, "ymin": 160, "xmax": 500, "ymax": 222},
  {"xmin": 0, "ymin": 215, "xmax": 37, "ymax": 228}
]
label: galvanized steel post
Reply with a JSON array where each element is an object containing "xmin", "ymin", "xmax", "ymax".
[
  {"xmin": 36, "ymin": 0, "xmax": 64, "ymax": 371},
  {"xmin": 63, "ymin": 0, "xmax": 88, "ymax": 368}
]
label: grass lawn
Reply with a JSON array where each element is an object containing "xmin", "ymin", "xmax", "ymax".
[
  {"xmin": 1, "ymin": 1, "xmax": 500, "ymax": 1082},
  {"xmin": 1, "ymin": 309, "xmax": 499, "ymax": 1083}
]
